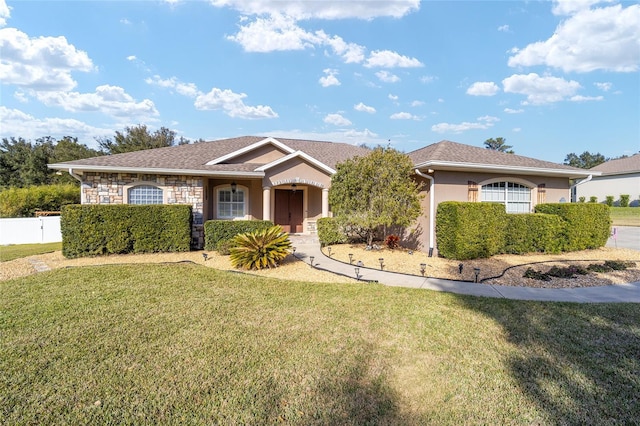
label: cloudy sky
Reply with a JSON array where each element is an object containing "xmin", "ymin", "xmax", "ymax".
[{"xmin": 1, "ymin": 0, "xmax": 638, "ymax": 162}]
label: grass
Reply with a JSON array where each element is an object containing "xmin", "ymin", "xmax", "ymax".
[
  {"xmin": 610, "ymin": 207, "xmax": 640, "ymax": 226},
  {"xmin": 0, "ymin": 242, "xmax": 62, "ymax": 262},
  {"xmin": 1, "ymin": 264, "xmax": 639, "ymax": 424}
]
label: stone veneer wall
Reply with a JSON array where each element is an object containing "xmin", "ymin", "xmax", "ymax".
[{"xmin": 81, "ymin": 172, "xmax": 205, "ymax": 248}]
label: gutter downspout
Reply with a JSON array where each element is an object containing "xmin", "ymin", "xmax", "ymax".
[
  {"xmin": 68, "ymin": 168, "xmax": 85, "ymax": 204},
  {"xmin": 570, "ymin": 174, "xmax": 592, "ymax": 202},
  {"xmin": 415, "ymin": 169, "xmax": 435, "ymax": 257}
]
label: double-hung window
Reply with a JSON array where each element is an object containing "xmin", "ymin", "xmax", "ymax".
[
  {"xmin": 217, "ymin": 188, "xmax": 245, "ymax": 219},
  {"xmin": 481, "ymin": 182, "xmax": 531, "ymax": 213}
]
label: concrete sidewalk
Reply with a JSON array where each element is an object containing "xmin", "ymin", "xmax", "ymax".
[{"xmin": 290, "ymin": 236, "xmax": 640, "ymax": 303}]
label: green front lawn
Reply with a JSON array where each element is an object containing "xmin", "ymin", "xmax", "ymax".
[
  {"xmin": 0, "ymin": 242, "xmax": 62, "ymax": 262},
  {"xmin": 1, "ymin": 264, "xmax": 639, "ymax": 424},
  {"xmin": 610, "ymin": 206, "xmax": 640, "ymax": 226}
]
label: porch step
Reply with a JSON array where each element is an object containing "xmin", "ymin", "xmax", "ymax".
[{"xmin": 288, "ymin": 234, "xmax": 320, "ymax": 245}]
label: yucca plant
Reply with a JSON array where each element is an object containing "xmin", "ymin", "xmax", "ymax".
[{"xmin": 229, "ymin": 225, "xmax": 292, "ymax": 270}]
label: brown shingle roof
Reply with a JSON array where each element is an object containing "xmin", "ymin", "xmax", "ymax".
[
  {"xmin": 408, "ymin": 140, "xmax": 588, "ymax": 175},
  {"xmin": 590, "ymin": 153, "xmax": 640, "ymax": 175}
]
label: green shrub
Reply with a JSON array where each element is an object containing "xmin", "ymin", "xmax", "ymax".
[
  {"xmin": 317, "ymin": 217, "xmax": 347, "ymax": 246},
  {"xmin": 61, "ymin": 205, "xmax": 192, "ymax": 258},
  {"xmin": 619, "ymin": 194, "xmax": 630, "ymax": 208},
  {"xmin": 535, "ymin": 203, "xmax": 610, "ymax": 251},
  {"xmin": 503, "ymin": 213, "xmax": 564, "ymax": 254},
  {"xmin": 589, "ymin": 196, "xmax": 598, "ymax": 203},
  {"xmin": 229, "ymin": 226, "xmax": 292, "ymax": 270},
  {"xmin": 578, "ymin": 196, "xmax": 586, "ymax": 203},
  {"xmin": 0, "ymin": 184, "xmax": 79, "ymax": 217},
  {"xmin": 605, "ymin": 196, "xmax": 614, "ymax": 207},
  {"xmin": 436, "ymin": 202, "xmax": 507, "ymax": 260},
  {"xmin": 204, "ymin": 220, "xmax": 273, "ymax": 251}
]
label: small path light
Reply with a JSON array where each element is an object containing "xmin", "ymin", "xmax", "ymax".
[
  {"xmin": 474, "ymin": 267, "xmax": 481, "ymax": 283},
  {"xmin": 309, "ymin": 256, "xmax": 315, "ymax": 267},
  {"xmin": 357, "ymin": 260, "xmax": 364, "ymax": 267},
  {"xmin": 327, "ymin": 246, "xmax": 332, "ymax": 257},
  {"xmin": 292, "ymin": 247, "xmax": 296, "ymax": 256},
  {"xmin": 379, "ymin": 258, "xmax": 384, "ymax": 270},
  {"xmin": 420, "ymin": 263, "xmax": 427, "ymax": 276},
  {"xmin": 348, "ymin": 253, "xmax": 354, "ymax": 264},
  {"xmin": 354, "ymin": 267, "xmax": 360, "ymax": 280},
  {"xmin": 458, "ymin": 263, "xmax": 464, "ymax": 274},
  {"xmin": 202, "ymin": 253, "xmax": 208, "ymax": 262}
]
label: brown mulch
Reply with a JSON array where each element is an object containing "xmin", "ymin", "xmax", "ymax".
[{"xmin": 1, "ymin": 246, "xmax": 638, "ymax": 289}]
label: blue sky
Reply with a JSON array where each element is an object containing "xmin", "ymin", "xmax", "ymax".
[{"xmin": 1, "ymin": 0, "xmax": 638, "ymax": 163}]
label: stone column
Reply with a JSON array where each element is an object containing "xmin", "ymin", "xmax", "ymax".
[
  {"xmin": 322, "ymin": 188, "xmax": 329, "ymax": 217},
  {"xmin": 263, "ymin": 186, "xmax": 271, "ymax": 220}
]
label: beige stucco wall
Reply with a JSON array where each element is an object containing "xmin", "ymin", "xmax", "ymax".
[
  {"xmin": 414, "ymin": 171, "xmax": 572, "ymax": 255},
  {"xmin": 80, "ymin": 172, "xmax": 205, "ymax": 248},
  {"xmin": 232, "ymin": 145, "xmax": 288, "ymax": 164}
]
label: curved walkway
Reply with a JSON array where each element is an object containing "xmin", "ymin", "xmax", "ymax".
[{"xmin": 290, "ymin": 236, "xmax": 640, "ymax": 303}]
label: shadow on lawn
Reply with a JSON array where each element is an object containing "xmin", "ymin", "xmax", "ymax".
[{"xmin": 462, "ymin": 298, "xmax": 640, "ymax": 424}]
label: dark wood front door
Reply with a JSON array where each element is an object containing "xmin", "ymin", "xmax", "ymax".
[{"xmin": 275, "ymin": 189, "xmax": 303, "ymax": 233}]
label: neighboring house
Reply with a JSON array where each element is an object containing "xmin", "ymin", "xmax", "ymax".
[
  {"xmin": 49, "ymin": 136, "xmax": 592, "ymax": 253},
  {"xmin": 572, "ymin": 153, "xmax": 640, "ymax": 206}
]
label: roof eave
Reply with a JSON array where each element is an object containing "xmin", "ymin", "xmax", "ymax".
[
  {"xmin": 414, "ymin": 161, "xmax": 599, "ymax": 178},
  {"xmin": 48, "ymin": 163, "xmax": 265, "ymax": 178}
]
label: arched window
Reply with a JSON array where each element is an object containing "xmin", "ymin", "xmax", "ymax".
[
  {"xmin": 481, "ymin": 182, "xmax": 531, "ymax": 213},
  {"xmin": 217, "ymin": 186, "xmax": 246, "ymax": 219},
  {"xmin": 128, "ymin": 185, "xmax": 163, "ymax": 205}
]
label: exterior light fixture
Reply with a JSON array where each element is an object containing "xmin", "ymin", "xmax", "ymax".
[
  {"xmin": 327, "ymin": 246, "xmax": 332, "ymax": 257},
  {"xmin": 379, "ymin": 258, "xmax": 384, "ymax": 270},
  {"xmin": 230, "ymin": 182, "xmax": 237, "ymax": 194},
  {"xmin": 354, "ymin": 267, "xmax": 360, "ymax": 280},
  {"xmin": 202, "ymin": 253, "xmax": 208, "ymax": 261},
  {"xmin": 458, "ymin": 263, "xmax": 464, "ymax": 274},
  {"xmin": 348, "ymin": 253, "xmax": 354, "ymax": 264},
  {"xmin": 420, "ymin": 263, "xmax": 427, "ymax": 276},
  {"xmin": 309, "ymin": 256, "xmax": 315, "ymax": 267},
  {"xmin": 292, "ymin": 247, "xmax": 296, "ymax": 257},
  {"xmin": 291, "ymin": 183, "xmax": 297, "ymax": 193},
  {"xmin": 474, "ymin": 267, "xmax": 480, "ymax": 283}
]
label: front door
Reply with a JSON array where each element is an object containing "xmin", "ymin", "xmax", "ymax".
[{"xmin": 275, "ymin": 189, "xmax": 303, "ymax": 233}]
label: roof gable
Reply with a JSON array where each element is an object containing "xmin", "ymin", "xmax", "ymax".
[
  {"xmin": 255, "ymin": 151, "xmax": 336, "ymax": 174},
  {"xmin": 205, "ymin": 137, "xmax": 295, "ymax": 165},
  {"xmin": 590, "ymin": 153, "xmax": 640, "ymax": 175}
]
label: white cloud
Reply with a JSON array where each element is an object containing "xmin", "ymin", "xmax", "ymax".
[
  {"xmin": 146, "ymin": 75, "xmax": 200, "ymax": 97},
  {"xmin": 210, "ymin": 0, "xmax": 420, "ymax": 20},
  {"xmin": 502, "ymin": 73, "xmax": 582, "ymax": 105},
  {"xmin": 34, "ymin": 85, "xmax": 159, "ymax": 120},
  {"xmin": 509, "ymin": 3, "xmax": 640, "ymax": 72},
  {"xmin": 319, "ymin": 68, "xmax": 340, "ymax": 87},
  {"xmin": 126, "ymin": 55, "xmax": 137, "ymax": 61},
  {"xmin": 0, "ymin": 0, "xmax": 10, "ymax": 27},
  {"xmin": 431, "ymin": 116, "xmax": 499, "ymax": 134},
  {"xmin": 0, "ymin": 106, "xmax": 113, "ymax": 143},
  {"xmin": 504, "ymin": 107, "xmax": 524, "ymax": 114},
  {"xmin": 195, "ymin": 87, "xmax": 278, "ymax": 119},
  {"xmin": 226, "ymin": 13, "xmax": 320, "ymax": 52},
  {"xmin": 498, "ymin": 24, "xmax": 510, "ymax": 32},
  {"xmin": 390, "ymin": 112, "xmax": 420, "ymax": 120},
  {"xmin": 551, "ymin": 0, "xmax": 613, "ymax": 16},
  {"xmin": 513, "ymin": 127, "xmax": 522, "ymax": 132},
  {"xmin": 570, "ymin": 95, "xmax": 604, "ymax": 102},
  {"xmin": 120, "ymin": 18, "xmax": 132, "ymax": 25},
  {"xmin": 365, "ymin": 49, "xmax": 423, "ymax": 68},
  {"xmin": 420, "ymin": 75, "xmax": 436, "ymax": 84},
  {"xmin": 411, "ymin": 100, "xmax": 424, "ymax": 107},
  {"xmin": 375, "ymin": 70, "xmax": 400, "ymax": 83},
  {"xmin": 354, "ymin": 102, "xmax": 376, "ymax": 113},
  {"xmin": 262, "ymin": 128, "xmax": 382, "ymax": 146},
  {"xmin": 595, "ymin": 82, "xmax": 612, "ymax": 91},
  {"xmin": 466, "ymin": 81, "xmax": 500, "ymax": 96},
  {"xmin": 323, "ymin": 113, "xmax": 352, "ymax": 126},
  {"xmin": 388, "ymin": 94, "xmax": 398, "ymax": 101},
  {"xmin": 319, "ymin": 33, "xmax": 365, "ymax": 63},
  {"xmin": 0, "ymin": 28, "xmax": 95, "ymax": 91}
]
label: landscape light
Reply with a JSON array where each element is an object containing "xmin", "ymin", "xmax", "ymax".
[
  {"xmin": 309, "ymin": 256, "xmax": 315, "ymax": 267},
  {"xmin": 348, "ymin": 253, "xmax": 354, "ymax": 264},
  {"xmin": 379, "ymin": 258, "xmax": 384, "ymax": 270},
  {"xmin": 474, "ymin": 267, "xmax": 481, "ymax": 283},
  {"xmin": 420, "ymin": 263, "xmax": 427, "ymax": 276}
]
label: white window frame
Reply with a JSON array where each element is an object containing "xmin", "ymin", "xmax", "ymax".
[
  {"xmin": 126, "ymin": 184, "xmax": 165, "ymax": 205},
  {"xmin": 480, "ymin": 180, "xmax": 532, "ymax": 213},
  {"xmin": 216, "ymin": 185, "xmax": 248, "ymax": 219}
]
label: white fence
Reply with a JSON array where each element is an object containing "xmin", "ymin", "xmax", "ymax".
[{"xmin": 0, "ymin": 216, "xmax": 62, "ymax": 245}]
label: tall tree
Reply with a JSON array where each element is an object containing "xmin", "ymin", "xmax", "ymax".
[
  {"xmin": 50, "ymin": 136, "xmax": 103, "ymax": 184},
  {"xmin": 98, "ymin": 125, "xmax": 179, "ymax": 155},
  {"xmin": 328, "ymin": 147, "xmax": 423, "ymax": 246},
  {"xmin": 564, "ymin": 151, "xmax": 608, "ymax": 169},
  {"xmin": 484, "ymin": 137, "xmax": 514, "ymax": 153}
]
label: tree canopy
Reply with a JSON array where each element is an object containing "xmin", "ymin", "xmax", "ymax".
[
  {"xmin": 563, "ymin": 151, "xmax": 608, "ymax": 169},
  {"xmin": 97, "ymin": 125, "xmax": 188, "ymax": 155},
  {"xmin": 484, "ymin": 137, "xmax": 514, "ymax": 153},
  {"xmin": 328, "ymin": 147, "xmax": 423, "ymax": 246}
]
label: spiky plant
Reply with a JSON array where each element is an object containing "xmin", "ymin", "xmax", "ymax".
[{"xmin": 229, "ymin": 225, "xmax": 292, "ymax": 270}]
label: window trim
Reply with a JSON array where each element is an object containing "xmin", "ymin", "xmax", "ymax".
[
  {"xmin": 215, "ymin": 184, "xmax": 249, "ymax": 219},
  {"xmin": 124, "ymin": 182, "xmax": 166, "ymax": 205}
]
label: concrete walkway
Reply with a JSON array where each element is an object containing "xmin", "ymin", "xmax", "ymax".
[{"xmin": 289, "ymin": 236, "xmax": 640, "ymax": 303}]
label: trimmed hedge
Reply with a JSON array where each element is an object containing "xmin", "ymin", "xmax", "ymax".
[
  {"xmin": 503, "ymin": 213, "xmax": 564, "ymax": 254},
  {"xmin": 204, "ymin": 220, "xmax": 273, "ymax": 251},
  {"xmin": 61, "ymin": 204, "xmax": 192, "ymax": 258},
  {"xmin": 535, "ymin": 203, "xmax": 610, "ymax": 251},
  {"xmin": 0, "ymin": 184, "xmax": 79, "ymax": 217},
  {"xmin": 317, "ymin": 217, "xmax": 348, "ymax": 246},
  {"xmin": 436, "ymin": 202, "xmax": 507, "ymax": 260}
]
